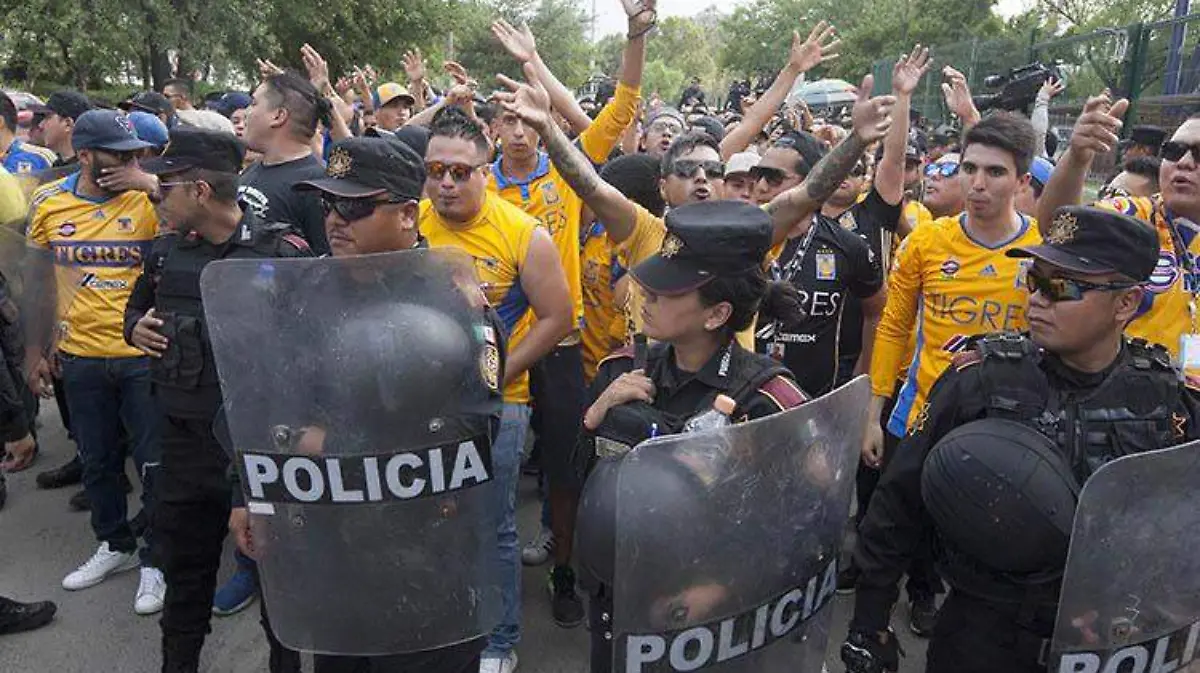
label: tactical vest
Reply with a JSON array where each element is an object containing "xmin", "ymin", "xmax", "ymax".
[
  {"xmin": 593, "ymin": 341, "xmax": 803, "ymax": 453},
  {"xmin": 152, "ymin": 220, "xmax": 306, "ymax": 417},
  {"xmin": 937, "ymin": 331, "xmax": 1181, "ymax": 607}
]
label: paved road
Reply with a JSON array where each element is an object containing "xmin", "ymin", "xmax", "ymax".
[{"xmin": 0, "ymin": 405, "xmax": 931, "ymax": 672}]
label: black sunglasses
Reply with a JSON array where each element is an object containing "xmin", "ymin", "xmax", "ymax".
[
  {"xmin": 749, "ymin": 165, "xmax": 796, "ymax": 187},
  {"xmin": 669, "ymin": 159, "xmax": 725, "ymax": 180},
  {"xmin": 1024, "ymin": 269, "xmax": 1137, "ymax": 302},
  {"xmin": 321, "ymin": 194, "xmax": 404, "ymax": 222},
  {"xmin": 1162, "ymin": 141, "xmax": 1200, "ymax": 164}
]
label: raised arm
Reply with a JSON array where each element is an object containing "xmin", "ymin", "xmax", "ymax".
[
  {"xmin": 875, "ymin": 45, "xmax": 930, "ymax": 207},
  {"xmin": 764, "ymin": 74, "xmax": 896, "ymax": 247},
  {"xmin": 1036, "ymin": 92, "xmax": 1129, "ymax": 234},
  {"xmin": 720, "ymin": 21, "xmax": 840, "ymax": 159},
  {"xmin": 492, "ymin": 19, "xmax": 592, "ymax": 135}
]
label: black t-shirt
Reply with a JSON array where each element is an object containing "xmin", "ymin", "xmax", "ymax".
[
  {"xmin": 756, "ymin": 216, "xmax": 882, "ymax": 397},
  {"xmin": 827, "ymin": 186, "xmax": 903, "ymax": 264},
  {"xmin": 238, "ymin": 155, "xmax": 330, "ymax": 255}
]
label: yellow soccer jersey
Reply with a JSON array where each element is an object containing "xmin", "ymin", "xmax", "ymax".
[
  {"xmin": 488, "ymin": 82, "xmax": 640, "ymax": 329},
  {"xmin": 27, "ymin": 173, "xmax": 159, "ymax": 358},
  {"xmin": 580, "ymin": 222, "xmax": 628, "ymax": 382},
  {"xmin": 419, "ymin": 194, "xmax": 538, "ymax": 404},
  {"xmin": 870, "ymin": 213, "xmax": 1041, "ymax": 436},
  {"xmin": 1095, "ymin": 195, "xmax": 1195, "ymax": 362}
]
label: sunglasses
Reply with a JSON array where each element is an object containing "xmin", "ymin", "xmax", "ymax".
[
  {"xmin": 321, "ymin": 195, "xmax": 404, "ymax": 222},
  {"xmin": 749, "ymin": 165, "xmax": 797, "ymax": 187},
  {"xmin": 670, "ymin": 159, "xmax": 725, "ymax": 180},
  {"xmin": 924, "ymin": 162, "xmax": 960, "ymax": 179},
  {"xmin": 648, "ymin": 120, "xmax": 684, "ymax": 135},
  {"xmin": 1024, "ymin": 269, "xmax": 1137, "ymax": 302},
  {"xmin": 1162, "ymin": 141, "xmax": 1200, "ymax": 164},
  {"xmin": 425, "ymin": 161, "xmax": 484, "ymax": 183}
]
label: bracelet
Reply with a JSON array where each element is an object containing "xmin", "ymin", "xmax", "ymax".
[{"xmin": 627, "ymin": 10, "xmax": 658, "ymax": 39}]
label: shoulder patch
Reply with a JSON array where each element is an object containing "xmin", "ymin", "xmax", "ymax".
[
  {"xmin": 1185, "ymin": 374, "xmax": 1200, "ymax": 392},
  {"xmin": 758, "ymin": 376, "xmax": 809, "ymax": 411},
  {"xmin": 598, "ymin": 344, "xmax": 636, "ymax": 366},
  {"xmin": 280, "ymin": 233, "xmax": 311, "ymax": 255},
  {"xmin": 952, "ymin": 350, "xmax": 983, "ymax": 371}
]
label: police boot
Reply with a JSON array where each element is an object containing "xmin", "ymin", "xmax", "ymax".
[
  {"xmin": 0, "ymin": 596, "xmax": 56, "ymax": 634},
  {"xmin": 162, "ymin": 634, "xmax": 205, "ymax": 673}
]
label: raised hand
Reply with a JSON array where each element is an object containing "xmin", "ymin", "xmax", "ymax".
[
  {"xmin": 256, "ymin": 58, "xmax": 284, "ymax": 80},
  {"xmin": 1069, "ymin": 90, "xmax": 1129, "ymax": 158},
  {"xmin": 789, "ymin": 20, "xmax": 840, "ymax": 74},
  {"xmin": 443, "ymin": 61, "xmax": 476, "ymax": 88},
  {"xmin": 940, "ymin": 65, "xmax": 977, "ymax": 123},
  {"xmin": 1040, "ymin": 76, "xmax": 1066, "ymax": 101},
  {"xmin": 621, "ymin": 0, "xmax": 658, "ymax": 37},
  {"xmin": 892, "ymin": 44, "xmax": 931, "ymax": 97},
  {"xmin": 494, "ymin": 62, "xmax": 554, "ymax": 133},
  {"xmin": 403, "ymin": 48, "xmax": 427, "ymax": 84},
  {"xmin": 300, "ymin": 43, "xmax": 331, "ymax": 92},
  {"xmin": 491, "ymin": 19, "xmax": 537, "ymax": 63},
  {"xmin": 850, "ymin": 74, "xmax": 896, "ymax": 143}
]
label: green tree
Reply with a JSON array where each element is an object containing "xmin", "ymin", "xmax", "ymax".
[{"xmin": 452, "ymin": 0, "xmax": 592, "ymax": 91}]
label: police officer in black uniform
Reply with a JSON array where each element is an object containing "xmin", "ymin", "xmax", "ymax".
[
  {"xmin": 575, "ymin": 201, "xmax": 810, "ymax": 673},
  {"xmin": 840, "ymin": 205, "xmax": 1200, "ymax": 673},
  {"xmin": 122, "ymin": 128, "xmax": 312, "ymax": 673}
]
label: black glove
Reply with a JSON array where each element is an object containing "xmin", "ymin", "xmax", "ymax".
[{"xmin": 840, "ymin": 628, "xmax": 903, "ymax": 673}]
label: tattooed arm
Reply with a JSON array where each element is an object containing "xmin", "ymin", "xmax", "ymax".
[{"xmin": 765, "ymin": 74, "xmax": 896, "ymax": 248}]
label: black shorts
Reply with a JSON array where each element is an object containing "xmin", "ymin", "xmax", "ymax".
[{"xmin": 529, "ymin": 343, "xmax": 587, "ymax": 490}]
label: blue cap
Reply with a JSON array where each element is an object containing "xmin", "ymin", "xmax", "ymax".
[
  {"xmin": 128, "ymin": 111, "xmax": 169, "ymax": 148},
  {"xmin": 1029, "ymin": 156, "xmax": 1054, "ymax": 187},
  {"xmin": 71, "ymin": 110, "xmax": 152, "ymax": 152},
  {"xmin": 210, "ymin": 91, "xmax": 252, "ymax": 118}
]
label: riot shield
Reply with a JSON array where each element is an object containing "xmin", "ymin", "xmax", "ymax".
[
  {"xmin": 0, "ymin": 225, "xmax": 82, "ymax": 372},
  {"xmin": 612, "ymin": 376, "xmax": 869, "ymax": 673},
  {"xmin": 1049, "ymin": 441, "xmax": 1200, "ymax": 673},
  {"xmin": 200, "ymin": 249, "xmax": 503, "ymax": 656}
]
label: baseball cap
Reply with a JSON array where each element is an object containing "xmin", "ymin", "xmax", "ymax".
[
  {"xmin": 33, "ymin": 91, "xmax": 92, "ymax": 121},
  {"xmin": 71, "ymin": 110, "xmax": 152, "ymax": 152},
  {"xmin": 375, "ymin": 83, "xmax": 416, "ymax": 108},
  {"xmin": 630, "ymin": 201, "xmax": 772, "ymax": 296},
  {"xmin": 139, "ymin": 128, "xmax": 245, "ymax": 175},
  {"xmin": 120, "ymin": 91, "xmax": 174, "ymax": 118},
  {"xmin": 128, "ymin": 111, "xmax": 169, "ymax": 148},
  {"xmin": 1124, "ymin": 125, "xmax": 1166, "ymax": 152},
  {"xmin": 210, "ymin": 91, "xmax": 252, "ymax": 118},
  {"xmin": 1007, "ymin": 205, "xmax": 1159, "ymax": 282},
  {"xmin": 1028, "ymin": 156, "xmax": 1054, "ymax": 187},
  {"xmin": 294, "ymin": 137, "xmax": 425, "ymax": 201},
  {"xmin": 725, "ymin": 151, "xmax": 760, "ymax": 177},
  {"xmin": 690, "ymin": 115, "xmax": 725, "ymax": 142}
]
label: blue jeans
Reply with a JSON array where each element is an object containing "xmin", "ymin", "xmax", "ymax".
[
  {"xmin": 60, "ymin": 354, "xmax": 161, "ymax": 565},
  {"xmin": 483, "ymin": 402, "xmax": 529, "ymax": 659}
]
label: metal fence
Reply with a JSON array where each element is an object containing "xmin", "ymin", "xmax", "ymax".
[{"xmin": 872, "ymin": 14, "xmax": 1200, "ymax": 135}]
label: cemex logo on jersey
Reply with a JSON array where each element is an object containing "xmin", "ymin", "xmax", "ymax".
[
  {"xmin": 242, "ymin": 439, "xmax": 492, "ymax": 505},
  {"xmin": 621, "ymin": 560, "xmax": 837, "ymax": 673},
  {"xmin": 1054, "ymin": 618, "xmax": 1200, "ymax": 673}
]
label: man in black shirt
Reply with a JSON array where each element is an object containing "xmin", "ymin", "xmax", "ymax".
[{"xmin": 238, "ymin": 71, "xmax": 330, "ymax": 254}]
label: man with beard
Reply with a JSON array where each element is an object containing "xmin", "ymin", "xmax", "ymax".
[
  {"xmin": 26, "ymin": 110, "xmax": 165, "ymax": 614},
  {"xmin": 123, "ymin": 128, "xmax": 311, "ymax": 673},
  {"xmin": 1038, "ymin": 97, "xmax": 1200, "ymax": 375}
]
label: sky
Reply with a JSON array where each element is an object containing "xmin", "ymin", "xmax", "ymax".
[{"xmin": 589, "ymin": 0, "xmax": 1034, "ymax": 40}]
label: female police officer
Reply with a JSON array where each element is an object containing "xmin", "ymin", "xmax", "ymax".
[{"xmin": 574, "ymin": 200, "xmax": 810, "ymax": 672}]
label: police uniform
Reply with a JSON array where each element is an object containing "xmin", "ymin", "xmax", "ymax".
[
  {"xmin": 122, "ymin": 129, "xmax": 312, "ymax": 673},
  {"xmin": 844, "ymin": 207, "xmax": 1200, "ymax": 673},
  {"xmin": 575, "ymin": 202, "xmax": 809, "ymax": 673}
]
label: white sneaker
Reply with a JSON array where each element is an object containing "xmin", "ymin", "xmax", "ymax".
[
  {"xmin": 135, "ymin": 567, "xmax": 166, "ymax": 615},
  {"xmin": 479, "ymin": 652, "xmax": 518, "ymax": 673},
  {"xmin": 62, "ymin": 542, "xmax": 139, "ymax": 590},
  {"xmin": 520, "ymin": 528, "xmax": 554, "ymax": 566}
]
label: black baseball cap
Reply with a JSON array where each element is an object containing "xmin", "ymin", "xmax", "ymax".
[
  {"xmin": 120, "ymin": 91, "xmax": 174, "ymax": 118},
  {"xmin": 294, "ymin": 137, "xmax": 425, "ymax": 201},
  {"xmin": 71, "ymin": 110, "xmax": 152, "ymax": 152},
  {"xmin": 32, "ymin": 91, "xmax": 92, "ymax": 121},
  {"xmin": 1007, "ymin": 205, "xmax": 1159, "ymax": 282},
  {"xmin": 630, "ymin": 201, "xmax": 772, "ymax": 296},
  {"xmin": 140, "ymin": 128, "xmax": 245, "ymax": 175}
]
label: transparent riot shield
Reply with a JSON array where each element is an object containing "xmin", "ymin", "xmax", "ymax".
[
  {"xmin": 1049, "ymin": 441, "xmax": 1200, "ymax": 673},
  {"xmin": 200, "ymin": 249, "xmax": 503, "ymax": 656},
  {"xmin": 0, "ymin": 225, "xmax": 82, "ymax": 372},
  {"xmin": 613, "ymin": 376, "xmax": 870, "ymax": 672}
]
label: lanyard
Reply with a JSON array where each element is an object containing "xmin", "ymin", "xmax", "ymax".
[
  {"xmin": 1163, "ymin": 206, "xmax": 1200, "ymax": 333},
  {"xmin": 774, "ymin": 216, "xmax": 821, "ymax": 285}
]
